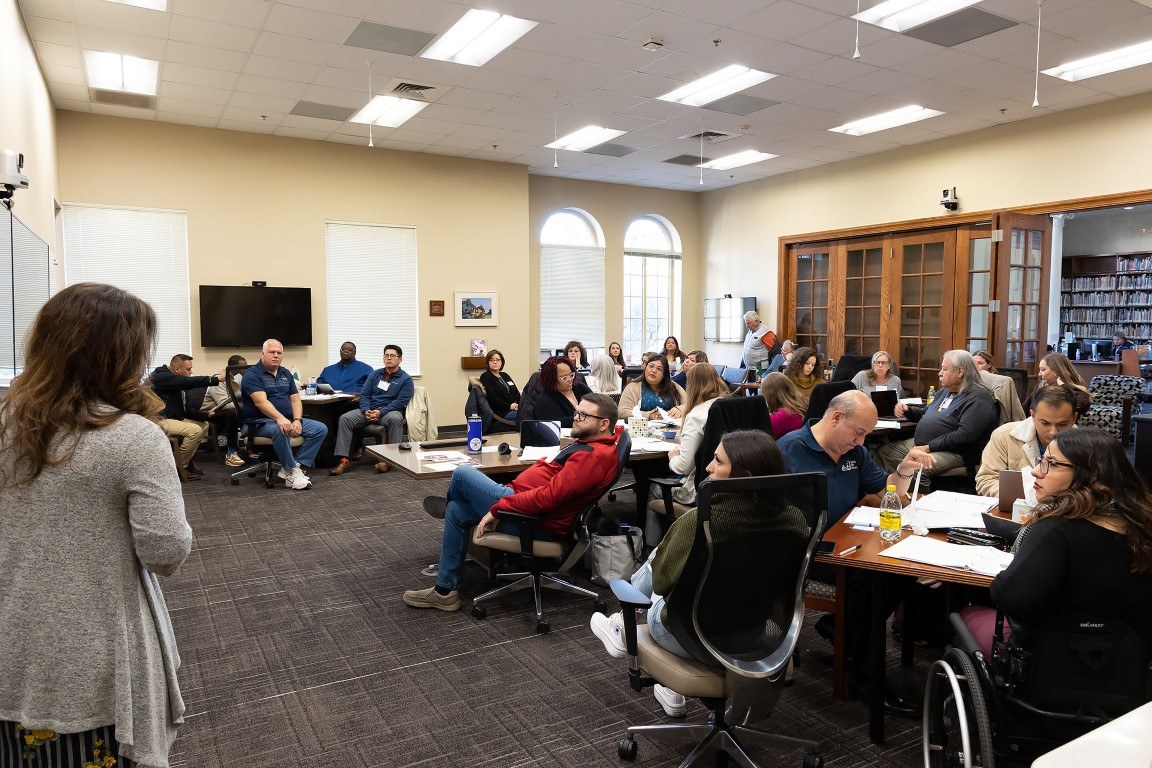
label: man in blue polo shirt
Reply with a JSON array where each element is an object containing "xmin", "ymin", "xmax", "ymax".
[
  {"xmin": 317, "ymin": 341, "xmax": 373, "ymax": 393},
  {"xmin": 329, "ymin": 344, "xmax": 414, "ymax": 476},
  {"xmin": 241, "ymin": 338, "xmax": 328, "ymax": 490},
  {"xmin": 777, "ymin": 389, "xmax": 932, "ymax": 718}
]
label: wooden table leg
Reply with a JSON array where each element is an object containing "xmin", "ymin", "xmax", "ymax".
[{"xmin": 869, "ymin": 571, "xmax": 886, "ymax": 745}]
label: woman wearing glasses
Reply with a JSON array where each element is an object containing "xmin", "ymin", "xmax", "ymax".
[
  {"xmin": 852, "ymin": 350, "xmax": 903, "ymax": 395},
  {"xmin": 534, "ymin": 355, "xmax": 592, "ymax": 428},
  {"xmin": 960, "ymin": 427, "xmax": 1152, "ymax": 658},
  {"xmin": 618, "ymin": 356, "xmax": 686, "ymax": 419}
]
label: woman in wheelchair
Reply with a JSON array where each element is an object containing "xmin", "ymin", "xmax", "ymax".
[
  {"xmin": 590, "ymin": 430, "xmax": 809, "ymax": 717},
  {"xmin": 960, "ymin": 426, "xmax": 1152, "ymax": 659}
]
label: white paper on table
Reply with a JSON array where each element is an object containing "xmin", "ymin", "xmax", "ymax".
[
  {"xmin": 1021, "ymin": 466, "xmax": 1038, "ymax": 505},
  {"xmin": 873, "ymin": 420, "xmax": 901, "ymax": 430},
  {"xmin": 631, "ymin": 438, "xmax": 677, "ymax": 453},
  {"xmin": 899, "ymin": 397, "xmax": 923, "ymax": 405},
  {"xmin": 880, "ymin": 536, "xmax": 1013, "ymax": 576},
  {"xmin": 906, "ymin": 491, "xmax": 996, "ymax": 529},
  {"xmin": 425, "ymin": 461, "xmax": 466, "ymax": 472},
  {"xmin": 480, "ymin": 446, "xmax": 500, "ymax": 453},
  {"xmin": 520, "ymin": 446, "xmax": 562, "ymax": 462},
  {"xmin": 844, "ymin": 507, "xmax": 882, "ymax": 528},
  {"xmin": 417, "ymin": 451, "xmax": 468, "ymax": 462},
  {"xmin": 300, "ymin": 394, "xmax": 339, "ymax": 401}
]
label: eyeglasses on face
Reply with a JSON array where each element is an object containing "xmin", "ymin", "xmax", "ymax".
[
  {"xmin": 383, "ymin": 353, "xmax": 400, "ymax": 359},
  {"xmin": 573, "ymin": 410, "xmax": 605, "ymax": 422},
  {"xmin": 1037, "ymin": 455, "xmax": 1074, "ymax": 475},
  {"xmin": 558, "ymin": 372, "xmax": 576, "ymax": 382}
]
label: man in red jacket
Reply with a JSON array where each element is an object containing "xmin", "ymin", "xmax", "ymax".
[{"xmin": 404, "ymin": 393, "xmax": 620, "ymax": 612}]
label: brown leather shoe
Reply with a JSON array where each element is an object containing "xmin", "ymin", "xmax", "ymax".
[
  {"xmin": 350, "ymin": 448, "xmax": 363, "ymax": 461},
  {"xmin": 329, "ymin": 459, "xmax": 351, "ymax": 476},
  {"xmin": 375, "ymin": 461, "xmax": 390, "ymax": 474}
]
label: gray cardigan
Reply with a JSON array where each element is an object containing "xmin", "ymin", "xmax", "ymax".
[{"xmin": 0, "ymin": 412, "xmax": 192, "ymax": 768}]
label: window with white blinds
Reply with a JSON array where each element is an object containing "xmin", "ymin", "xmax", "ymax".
[
  {"xmin": 325, "ymin": 221, "xmax": 420, "ymax": 376},
  {"xmin": 540, "ymin": 245, "xmax": 606, "ymax": 354},
  {"xmin": 62, "ymin": 204, "xmax": 189, "ymax": 370}
]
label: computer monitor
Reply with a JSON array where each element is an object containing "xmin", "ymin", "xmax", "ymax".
[{"xmin": 1080, "ymin": 339, "xmax": 1113, "ymax": 360}]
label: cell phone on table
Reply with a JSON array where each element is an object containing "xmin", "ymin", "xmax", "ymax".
[{"xmin": 816, "ymin": 541, "xmax": 836, "ymax": 556}]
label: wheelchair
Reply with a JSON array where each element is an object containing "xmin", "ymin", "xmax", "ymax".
[{"xmin": 923, "ymin": 612, "xmax": 1151, "ymax": 768}]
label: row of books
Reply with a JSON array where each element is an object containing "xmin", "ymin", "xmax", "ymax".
[
  {"xmin": 1061, "ymin": 275, "xmax": 1116, "ymax": 291},
  {"xmin": 1117, "ymin": 256, "xmax": 1152, "ymax": 272},
  {"xmin": 1062, "ymin": 323, "xmax": 1152, "ymax": 339},
  {"xmin": 1060, "ymin": 308, "xmax": 1114, "ymax": 323}
]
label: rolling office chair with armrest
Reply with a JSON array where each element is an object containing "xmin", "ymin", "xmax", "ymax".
[
  {"xmin": 803, "ymin": 380, "xmax": 856, "ymax": 422},
  {"xmin": 610, "ymin": 473, "xmax": 828, "ymax": 767},
  {"xmin": 224, "ymin": 364, "xmax": 304, "ymax": 488},
  {"xmin": 469, "ymin": 430, "xmax": 632, "ymax": 634}
]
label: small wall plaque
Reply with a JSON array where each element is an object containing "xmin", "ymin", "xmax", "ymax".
[{"xmin": 429, "ymin": 300, "xmax": 445, "ymax": 317}]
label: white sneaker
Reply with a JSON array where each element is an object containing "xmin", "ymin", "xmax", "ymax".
[
  {"xmin": 285, "ymin": 466, "xmax": 311, "ymax": 490},
  {"xmin": 653, "ymin": 684, "xmax": 687, "ymax": 718},
  {"xmin": 277, "ymin": 467, "xmax": 291, "ymax": 480},
  {"xmin": 590, "ymin": 611, "xmax": 627, "ymax": 659}
]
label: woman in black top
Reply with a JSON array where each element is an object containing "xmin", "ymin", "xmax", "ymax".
[
  {"xmin": 479, "ymin": 349, "xmax": 520, "ymax": 420},
  {"xmin": 961, "ymin": 427, "xmax": 1152, "ymax": 657},
  {"xmin": 563, "ymin": 341, "xmax": 589, "ymax": 387},
  {"xmin": 534, "ymin": 355, "xmax": 591, "ymax": 428}
]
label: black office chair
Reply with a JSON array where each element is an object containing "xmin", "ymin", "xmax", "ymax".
[
  {"xmin": 924, "ymin": 612, "xmax": 1151, "ymax": 768},
  {"xmin": 469, "ymin": 430, "xmax": 632, "ymax": 633},
  {"xmin": 516, "ymin": 371, "xmax": 543, "ymax": 427},
  {"xmin": 831, "ymin": 354, "xmax": 872, "ymax": 383},
  {"xmin": 610, "ymin": 473, "xmax": 828, "ymax": 767},
  {"xmin": 225, "ymin": 364, "xmax": 304, "ymax": 488},
  {"xmin": 803, "ymin": 380, "xmax": 855, "ymax": 422},
  {"xmin": 465, "ymin": 378, "xmax": 516, "ymax": 435}
]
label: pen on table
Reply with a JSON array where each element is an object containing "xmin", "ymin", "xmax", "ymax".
[
  {"xmin": 837, "ymin": 545, "xmax": 861, "ymax": 557},
  {"xmin": 909, "ymin": 466, "xmax": 923, "ymax": 505}
]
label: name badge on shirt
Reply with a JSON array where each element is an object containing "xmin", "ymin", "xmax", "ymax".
[
  {"xmin": 378, "ymin": 380, "xmax": 390, "ymax": 392},
  {"xmin": 938, "ymin": 395, "xmax": 954, "ymax": 411},
  {"xmin": 874, "ymin": 385, "xmax": 888, "ymax": 392}
]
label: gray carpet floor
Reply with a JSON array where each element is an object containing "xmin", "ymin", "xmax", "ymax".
[{"xmin": 164, "ymin": 454, "xmax": 938, "ymax": 768}]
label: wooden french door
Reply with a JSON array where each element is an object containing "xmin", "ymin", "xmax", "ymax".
[
  {"xmin": 893, "ymin": 230, "xmax": 956, "ymax": 397},
  {"xmin": 993, "ymin": 212, "xmax": 1051, "ymax": 377}
]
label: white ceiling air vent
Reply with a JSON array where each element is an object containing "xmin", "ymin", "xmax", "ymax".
[
  {"xmin": 90, "ymin": 88, "xmax": 156, "ymax": 110},
  {"xmin": 679, "ymin": 129, "xmax": 739, "ymax": 144}
]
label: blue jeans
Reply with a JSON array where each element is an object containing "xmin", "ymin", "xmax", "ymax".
[
  {"xmin": 630, "ymin": 548, "xmax": 691, "ymax": 659},
  {"xmin": 248, "ymin": 418, "xmax": 327, "ymax": 470},
  {"xmin": 436, "ymin": 465, "xmax": 522, "ymax": 591}
]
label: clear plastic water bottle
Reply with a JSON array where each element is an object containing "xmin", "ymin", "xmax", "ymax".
[
  {"xmin": 879, "ymin": 484, "xmax": 902, "ymax": 543},
  {"xmin": 467, "ymin": 413, "xmax": 483, "ymax": 454},
  {"xmin": 926, "ymin": 385, "xmax": 936, "ymax": 405}
]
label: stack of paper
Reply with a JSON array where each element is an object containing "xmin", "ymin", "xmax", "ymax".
[
  {"xmin": 520, "ymin": 446, "xmax": 562, "ymax": 462},
  {"xmin": 630, "ymin": 438, "xmax": 677, "ymax": 453},
  {"xmin": 873, "ymin": 420, "xmax": 902, "ymax": 430},
  {"xmin": 908, "ymin": 491, "xmax": 996, "ymax": 528},
  {"xmin": 880, "ymin": 536, "xmax": 1013, "ymax": 576}
]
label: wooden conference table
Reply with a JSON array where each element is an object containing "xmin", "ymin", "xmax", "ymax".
[
  {"xmin": 814, "ymin": 516, "xmax": 996, "ymax": 745},
  {"xmin": 299, "ymin": 393, "xmax": 359, "ymax": 467}
]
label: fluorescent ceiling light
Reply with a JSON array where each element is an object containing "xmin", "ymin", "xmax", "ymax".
[
  {"xmin": 421, "ymin": 9, "xmax": 537, "ymax": 67},
  {"xmin": 546, "ymin": 126, "xmax": 628, "ymax": 152},
  {"xmin": 829, "ymin": 105, "xmax": 943, "ymax": 136},
  {"xmin": 657, "ymin": 65, "xmax": 775, "ymax": 107},
  {"xmin": 853, "ymin": 0, "xmax": 982, "ymax": 33},
  {"xmin": 103, "ymin": 0, "xmax": 167, "ymax": 9},
  {"xmin": 349, "ymin": 96, "xmax": 428, "ymax": 127},
  {"xmin": 82, "ymin": 50, "xmax": 159, "ymax": 95},
  {"xmin": 1041, "ymin": 39, "xmax": 1152, "ymax": 82},
  {"xmin": 697, "ymin": 150, "xmax": 777, "ymax": 170}
]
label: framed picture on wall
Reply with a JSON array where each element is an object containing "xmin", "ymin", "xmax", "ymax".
[{"xmin": 454, "ymin": 291, "xmax": 498, "ymax": 327}]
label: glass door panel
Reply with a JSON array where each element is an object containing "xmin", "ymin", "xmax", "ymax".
[
  {"xmin": 844, "ymin": 244, "xmax": 883, "ymax": 356},
  {"xmin": 792, "ymin": 248, "xmax": 831, "ymax": 357},
  {"xmin": 894, "ymin": 231, "xmax": 956, "ymax": 396},
  {"xmin": 994, "ymin": 213, "xmax": 1051, "ymax": 374}
]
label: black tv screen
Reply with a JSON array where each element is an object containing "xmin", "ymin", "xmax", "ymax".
[{"xmin": 199, "ymin": 285, "xmax": 312, "ymax": 347}]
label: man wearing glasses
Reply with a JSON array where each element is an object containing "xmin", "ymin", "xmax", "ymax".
[
  {"xmin": 974, "ymin": 384, "xmax": 1078, "ymax": 497},
  {"xmin": 404, "ymin": 394, "xmax": 620, "ymax": 612},
  {"xmin": 329, "ymin": 344, "xmax": 414, "ymax": 476}
]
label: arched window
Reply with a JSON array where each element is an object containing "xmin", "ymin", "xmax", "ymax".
[
  {"xmin": 623, "ymin": 216, "xmax": 682, "ymax": 362},
  {"xmin": 540, "ymin": 209, "xmax": 605, "ymax": 358}
]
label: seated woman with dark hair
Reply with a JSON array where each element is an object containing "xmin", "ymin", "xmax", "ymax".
[
  {"xmin": 783, "ymin": 346, "xmax": 821, "ymax": 404},
  {"xmin": 590, "ymin": 430, "xmax": 809, "ymax": 717},
  {"xmin": 201, "ymin": 353, "xmax": 247, "ymax": 466},
  {"xmin": 534, "ymin": 355, "xmax": 592, "ymax": 428},
  {"xmin": 960, "ymin": 427, "xmax": 1152, "ymax": 659},
  {"xmin": 608, "ymin": 341, "xmax": 626, "ymax": 371},
  {"xmin": 662, "ymin": 336, "xmax": 687, "ymax": 369},
  {"xmin": 972, "ymin": 350, "xmax": 997, "ymax": 374},
  {"xmin": 618, "ymin": 356, "xmax": 686, "ymax": 419},
  {"xmin": 479, "ymin": 349, "xmax": 520, "ymax": 421},
  {"xmin": 563, "ymin": 341, "xmax": 589, "ymax": 387}
]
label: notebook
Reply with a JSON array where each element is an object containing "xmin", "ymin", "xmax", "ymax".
[
  {"xmin": 998, "ymin": 469, "xmax": 1026, "ymax": 513},
  {"xmin": 871, "ymin": 389, "xmax": 898, "ymax": 419},
  {"xmin": 519, "ymin": 420, "xmax": 562, "ymax": 448}
]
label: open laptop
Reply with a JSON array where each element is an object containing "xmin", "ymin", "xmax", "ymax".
[
  {"xmin": 871, "ymin": 389, "xmax": 898, "ymax": 419},
  {"xmin": 315, "ymin": 383, "xmax": 336, "ymax": 394},
  {"xmin": 519, "ymin": 419, "xmax": 562, "ymax": 448},
  {"xmin": 998, "ymin": 469, "xmax": 1026, "ymax": 513}
]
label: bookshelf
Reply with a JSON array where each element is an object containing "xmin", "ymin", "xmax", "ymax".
[{"xmin": 1060, "ymin": 253, "xmax": 1152, "ymax": 343}]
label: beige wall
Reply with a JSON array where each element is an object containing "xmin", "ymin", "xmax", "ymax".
[
  {"xmin": 56, "ymin": 112, "xmax": 529, "ymax": 422},
  {"xmin": 0, "ymin": 0, "xmax": 59, "ymax": 246},
  {"xmin": 527, "ymin": 175, "xmax": 701, "ymax": 359},
  {"xmin": 699, "ymin": 91, "xmax": 1152, "ymax": 364}
]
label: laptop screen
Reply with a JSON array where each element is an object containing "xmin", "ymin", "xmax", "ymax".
[
  {"xmin": 998, "ymin": 469, "xmax": 1026, "ymax": 513},
  {"xmin": 520, "ymin": 420, "xmax": 562, "ymax": 448},
  {"xmin": 871, "ymin": 390, "xmax": 898, "ymax": 418}
]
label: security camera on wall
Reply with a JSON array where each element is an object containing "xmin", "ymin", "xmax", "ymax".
[
  {"xmin": 940, "ymin": 186, "xmax": 958, "ymax": 212},
  {"xmin": 1, "ymin": 149, "xmax": 30, "ymax": 208}
]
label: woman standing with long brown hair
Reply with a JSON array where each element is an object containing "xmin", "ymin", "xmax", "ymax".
[{"xmin": 0, "ymin": 284, "xmax": 192, "ymax": 768}]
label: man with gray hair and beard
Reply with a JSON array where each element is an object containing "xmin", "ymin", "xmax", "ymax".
[{"xmin": 878, "ymin": 349, "xmax": 998, "ymax": 487}]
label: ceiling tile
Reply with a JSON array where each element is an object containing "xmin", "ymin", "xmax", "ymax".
[
  {"xmin": 581, "ymin": 37, "xmax": 670, "ymax": 72},
  {"xmin": 78, "ymin": 26, "xmax": 167, "ymax": 59},
  {"xmin": 160, "ymin": 81, "xmax": 233, "ymax": 105},
  {"xmin": 226, "ymin": 91, "xmax": 299, "ymax": 112},
  {"xmin": 18, "ymin": 0, "xmax": 72, "ymax": 22},
  {"xmin": 1044, "ymin": 1, "xmax": 1149, "ymax": 37},
  {"xmin": 513, "ymin": 22, "xmax": 603, "ymax": 59},
  {"xmin": 459, "ymin": 68, "xmax": 540, "ymax": 96},
  {"xmin": 162, "ymin": 62, "xmax": 241, "ymax": 90},
  {"xmin": 493, "ymin": 95, "xmax": 560, "ymax": 118},
  {"xmin": 904, "ymin": 8, "xmax": 1017, "ymax": 48},
  {"xmin": 549, "ymin": 60, "xmax": 630, "ymax": 89},
  {"xmin": 156, "ymin": 96, "xmax": 225, "ymax": 117},
  {"xmin": 236, "ymin": 73, "xmax": 309, "ymax": 99},
  {"xmin": 73, "ymin": 0, "xmax": 171, "ymax": 36},
  {"xmin": 54, "ymin": 98, "xmax": 92, "ymax": 112},
  {"xmin": 659, "ymin": 0, "xmax": 768, "ymax": 27},
  {"xmin": 41, "ymin": 61, "xmax": 86, "ymax": 87},
  {"xmin": 157, "ymin": 112, "xmax": 219, "ymax": 128},
  {"xmin": 435, "ymin": 87, "xmax": 508, "ymax": 109},
  {"xmin": 33, "ymin": 40, "xmax": 81, "ymax": 67},
  {"xmin": 281, "ymin": 0, "xmax": 375, "ymax": 18},
  {"xmin": 242, "ymin": 54, "xmax": 323, "ymax": 84},
  {"xmin": 172, "ymin": 0, "xmax": 272, "ymax": 29},
  {"xmin": 252, "ymin": 31, "xmax": 339, "ymax": 65},
  {"xmin": 48, "ymin": 82, "xmax": 88, "ymax": 102},
  {"xmin": 364, "ymin": 0, "xmax": 464, "ymax": 33},
  {"xmin": 300, "ymin": 84, "xmax": 367, "ymax": 108},
  {"xmin": 279, "ymin": 113, "xmax": 342, "ymax": 131},
  {"xmin": 483, "ymin": 47, "xmax": 568, "ymax": 78},
  {"xmin": 169, "ymin": 15, "xmax": 259, "ymax": 52},
  {"xmin": 738, "ymin": 1, "xmax": 841, "ymax": 42},
  {"xmin": 24, "ymin": 15, "xmax": 78, "ymax": 46},
  {"xmin": 217, "ymin": 117, "xmax": 279, "ymax": 133},
  {"xmin": 264, "ymin": 4, "xmax": 360, "ymax": 43},
  {"xmin": 274, "ymin": 126, "xmax": 334, "ymax": 140},
  {"xmin": 164, "ymin": 41, "xmax": 248, "ymax": 72}
]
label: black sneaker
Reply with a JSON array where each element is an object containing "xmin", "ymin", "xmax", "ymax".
[
  {"xmin": 814, "ymin": 613, "xmax": 835, "ymax": 644},
  {"xmin": 422, "ymin": 496, "xmax": 447, "ymax": 519}
]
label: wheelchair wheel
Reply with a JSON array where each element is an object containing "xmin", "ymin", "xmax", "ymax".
[{"xmin": 923, "ymin": 648, "xmax": 995, "ymax": 768}]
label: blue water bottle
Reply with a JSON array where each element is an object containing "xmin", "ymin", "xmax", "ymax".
[{"xmin": 467, "ymin": 413, "xmax": 483, "ymax": 454}]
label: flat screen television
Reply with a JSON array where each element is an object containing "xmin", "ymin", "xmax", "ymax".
[{"xmin": 199, "ymin": 285, "xmax": 312, "ymax": 347}]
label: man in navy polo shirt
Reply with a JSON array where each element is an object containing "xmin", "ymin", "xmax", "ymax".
[
  {"xmin": 329, "ymin": 344, "xmax": 414, "ymax": 476},
  {"xmin": 241, "ymin": 338, "xmax": 328, "ymax": 490},
  {"xmin": 317, "ymin": 341, "xmax": 373, "ymax": 393},
  {"xmin": 777, "ymin": 389, "xmax": 932, "ymax": 718}
]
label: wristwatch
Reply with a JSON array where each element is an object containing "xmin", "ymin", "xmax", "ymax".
[{"xmin": 896, "ymin": 468, "xmax": 915, "ymax": 479}]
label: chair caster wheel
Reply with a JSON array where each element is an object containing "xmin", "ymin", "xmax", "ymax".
[
  {"xmin": 618, "ymin": 736, "xmax": 638, "ymax": 761},
  {"xmin": 471, "ymin": 605, "xmax": 487, "ymax": 620},
  {"xmin": 802, "ymin": 752, "xmax": 823, "ymax": 768},
  {"xmin": 230, "ymin": 478, "xmax": 240, "ymax": 486},
  {"xmin": 607, "ymin": 492, "xmax": 617, "ymax": 502},
  {"xmin": 594, "ymin": 599, "xmax": 608, "ymax": 614},
  {"xmin": 264, "ymin": 480, "xmax": 274, "ymax": 488},
  {"xmin": 536, "ymin": 620, "xmax": 550, "ymax": 634}
]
